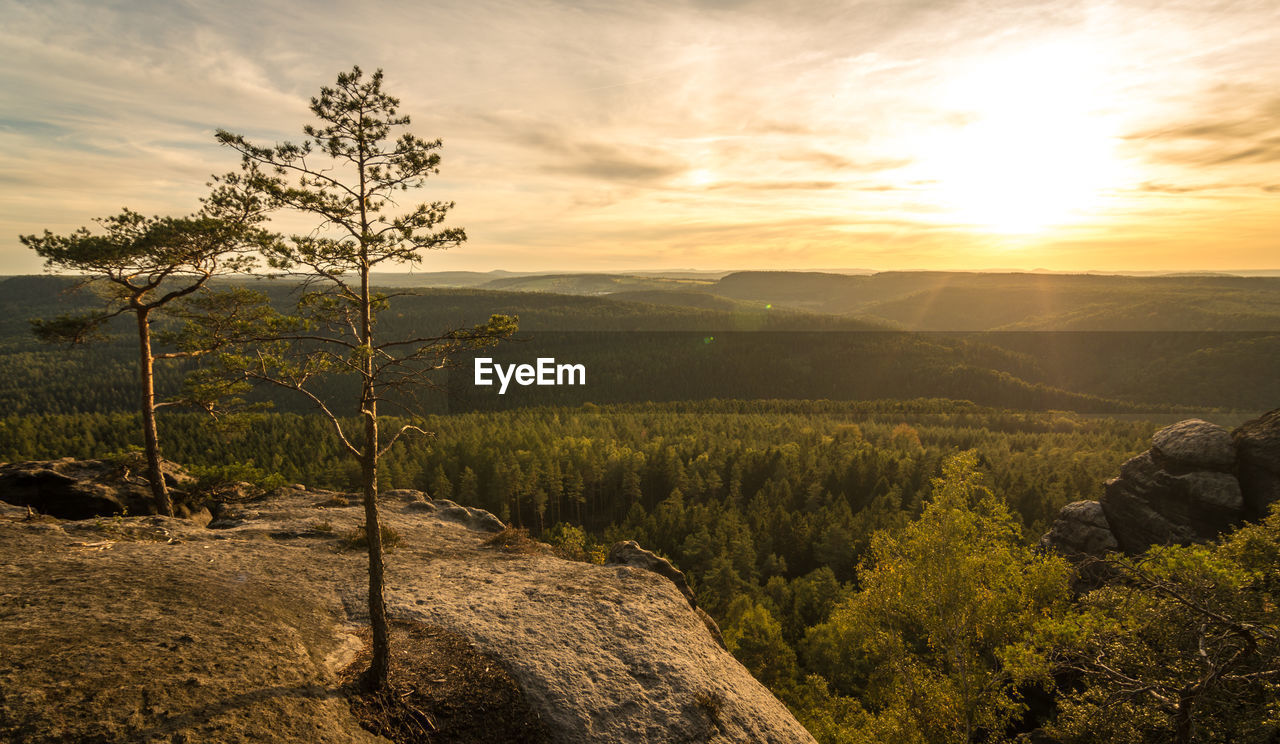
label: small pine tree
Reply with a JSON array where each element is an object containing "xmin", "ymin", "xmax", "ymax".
[
  {"xmin": 21, "ymin": 181, "xmax": 271, "ymax": 514},
  {"xmin": 215, "ymin": 66, "xmax": 515, "ymax": 690}
]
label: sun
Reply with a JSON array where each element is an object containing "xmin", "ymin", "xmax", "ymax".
[{"xmin": 921, "ymin": 42, "xmax": 1125, "ymax": 234}]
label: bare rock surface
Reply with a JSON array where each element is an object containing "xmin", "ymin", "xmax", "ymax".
[
  {"xmin": 0, "ymin": 487, "xmax": 813, "ymax": 744},
  {"xmin": 606, "ymin": 539, "xmax": 697, "ymax": 607},
  {"xmin": 1101, "ymin": 451, "xmax": 1243, "ymax": 553},
  {"xmin": 1150, "ymin": 419, "xmax": 1235, "ymax": 471},
  {"xmin": 1234, "ymin": 408, "xmax": 1280, "ymax": 519},
  {"xmin": 1042, "ymin": 414, "xmax": 1280, "ymax": 560},
  {"xmin": 605, "ymin": 539, "xmax": 727, "ymax": 648},
  {"xmin": 1038, "ymin": 500, "xmax": 1117, "ymax": 556},
  {"xmin": 0, "ymin": 456, "xmax": 198, "ymax": 519},
  {"xmin": 407, "ymin": 497, "xmax": 508, "ymax": 533}
]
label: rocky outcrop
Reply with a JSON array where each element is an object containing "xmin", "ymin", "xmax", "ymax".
[
  {"xmin": 0, "ymin": 456, "xmax": 206, "ymax": 521},
  {"xmin": 1234, "ymin": 408, "xmax": 1280, "ymax": 519},
  {"xmin": 0, "ymin": 486, "xmax": 811, "ymax": 744},
  {"xmin": 606, "ymin": 539, "xmax": 726, "ymax": 648},
  {"xmin": 1041, "ymin": 410, "xmax": 1280, "ymax": 559},
  {"xmin": 1038, "ymin": 500, "xmax": 1117, "ymax": 556},
  {"xmin": 406, "ymin": 496, "xmax": 508, "ymax": 533},
  {"xmin": 607, "ymin": 540, "xmax": 697, "ymax": 607},
  {"xmin": 1101, "ymin": 449, "xmax": 1243, "ymax": 553},
  {"xmin": 1150, "ymin": 418, "xmax": 1235, "ymax": 471}
]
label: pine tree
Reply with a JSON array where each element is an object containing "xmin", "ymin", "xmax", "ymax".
[
  {"xmin": 21, "ymin": 180, "xmax": 270, "ymax": 514},
  {"xmin": 216, "ymin": 66, "xmax": 515, "ymax": 690}
]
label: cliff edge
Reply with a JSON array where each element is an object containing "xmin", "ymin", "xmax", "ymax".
[{"xmin": 0, "ymin": 482, "xmax": 814, "ymax": 743}]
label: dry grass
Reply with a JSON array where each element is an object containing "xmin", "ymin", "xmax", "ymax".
[
  {"xmin": 340, "ymin": 619, "xmax": 550, "ymax": 744},
  {"xmin": 342, "ymin": 524, "xmax": 403, "ymax": 551},
  {"xmin": 482, "ymin": 528, "xmax": 547, "ymax": 555}
]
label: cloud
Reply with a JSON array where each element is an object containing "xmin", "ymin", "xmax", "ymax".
[
  {"xmin": 781, "ymin": 150, "xmax": 913, "ymax": 172},
  {"xmin": 551, "ymin": 143, "xmax": 686, "ymax": 183},
  {"xmin": 1206, "ymin": 136, "xmax": 1280, "ymax": 165},
  {"xmin": 471, "ymin": 113, "xmax": 686, "ymax": 184},
  {"xmin": 708, "ymin": 180, "xmax": 842, "ymax": 191},
  {"xmin": 703, "ymin": 179, "xmax": 912, "ymax": 192},
  {"xmin": 1127, "ymin": 94, "xmax": 1280, "ymax": 168},
  {"xmin": 1, "ymin": 0, "xmax": 1279, "ymax": 273},
  {"xmin": 1136, "ymin": 181, "xmax": 1233, "ymax": 194}
]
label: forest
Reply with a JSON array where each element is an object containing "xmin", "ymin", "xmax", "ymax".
[
  {"xmin": 2, "ymin": 397, "xmax": 1277, "ymax": 741},
  {"xmin": 3, "ymin": 264, "xmax": 1278, "ymax": 742},
  {"xmin": 2, "ymin": 274, "xmax": 1278, "ymax": 416}
]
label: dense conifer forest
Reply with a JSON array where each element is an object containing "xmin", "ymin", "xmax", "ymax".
[{"xmin": 5, "ymin": 400, "xmax": 1277, "ymax": 740}]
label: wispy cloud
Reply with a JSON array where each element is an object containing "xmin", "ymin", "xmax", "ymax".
[{"xmin": 0, "ymin": 0, "xmax": 1277, "ymax": 273}]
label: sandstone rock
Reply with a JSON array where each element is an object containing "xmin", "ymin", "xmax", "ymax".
[
  {"xmin": 0, "ymin": 500, "xmax": 30, "ymax": 519},
  {"xmin": 607, "ymin": 540, "xmax": 697, "ymax": 608},
  {"xmin": 465, "ymin": 509, "xmax": 507, "ymax": 533},
  {"xmin": 1100, "ymin": 450, "xmax": 1243, "ymax": 553},
  {"xmin": 155, "ymin": 459, "xmax": 196, "ymax": 489},
  {"xmin": 0, "ymin": 486, "xmax": 813, "ymax": 743},
  {"xmin": 0, "ymin": 464, "xmax": 124, "ymax": 519},
  {"xmin": 697, "ymin": 606, "xmax": 727, "ymax": 649},
  {"xmin": 206, "ymin": 481, "xmax": 262, "ymax": 502},
  {"xmin": 382, "ymin": 488, "xmax": 427, "ymax": 502},
  {"xmin": 410, "ymin": 498, "xmax": 506, "ymax": 533},
  {"xmin": 209, "ymin": 503, "xmax": 262, "ymax": 529},
  {"xmin": 303, "ymin": 487, "xmax": 353, "ymax": 507},
  {"xmin": 1042, "ymin": 417, "xmax": 1252, "ymax": 559},
  {"xmin": 0, "ymin": 458, "xmax": 201, "ymax": 520},
  {"xmin": 1038, "ymin": 500, "xmax": 1117, "ymax": 556},
  {"xmin": 1234, "ymin": 408, "xmax": 1280, "ymax": 519},
  {"xmin": 176, "ymin": 504, "xmax": 213, "ymax": 527},
  {"xmin": 1150, "ymin": 419, "xmax": 1235, "ymax": 471}
]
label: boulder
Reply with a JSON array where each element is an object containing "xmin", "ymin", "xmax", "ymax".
[
  {"xmin": 1042, "ymin": 417, "xmax": 1254, "ymax": 559},
  {"xmin": 0, "ymin": 458, "xmax": 200, "ymax": 520},
  {"xmin": 176, "ymin": 504, "xmax": 213, "ymax": 528},
  {"xmin": 1101, "ymin": 451, "xmax": 1243, "ymax": 553},
  {"xmin": 0, "ymin": 464, "xmax": 124, "ymax": 519},
  {"xmin": 1150, "ymin": 419, "xmax": 1235, "ymax": 471},
  {"xmin": 1038, "ymin": 500, "xmax": 1117, "ymax": 556},
  {"xmin": 1233, "ymin": 408, "xmax": 1280, "ymax": 519}
]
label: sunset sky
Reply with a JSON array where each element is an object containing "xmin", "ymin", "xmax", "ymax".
[{"xmin": 1, "ymin": 0, "xmax": 1277, "ymax": 274}]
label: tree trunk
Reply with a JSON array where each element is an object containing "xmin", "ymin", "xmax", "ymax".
[
  {"xmin": 361, "ymin": 411, "xmax": 390, "ymax": 690},
  {"xmin": 358, "ymin": 263, "xmax": 391, "ymax": 692},
  {"xmin": 1174, "ymin": 695, "xmax": 1194, "ymax": 744},
  {"xmin": 136, "ymin": 308, "xmax": 173, "ymax": 516}
]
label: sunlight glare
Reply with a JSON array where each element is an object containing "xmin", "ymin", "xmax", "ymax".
[
  {"xmin": 924, "ymin": 42, "xmax": 1125, "ymax": 234},
  {"xmin": 684, "ymin": 168, "xmax": 717, "ymax": 188}
]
